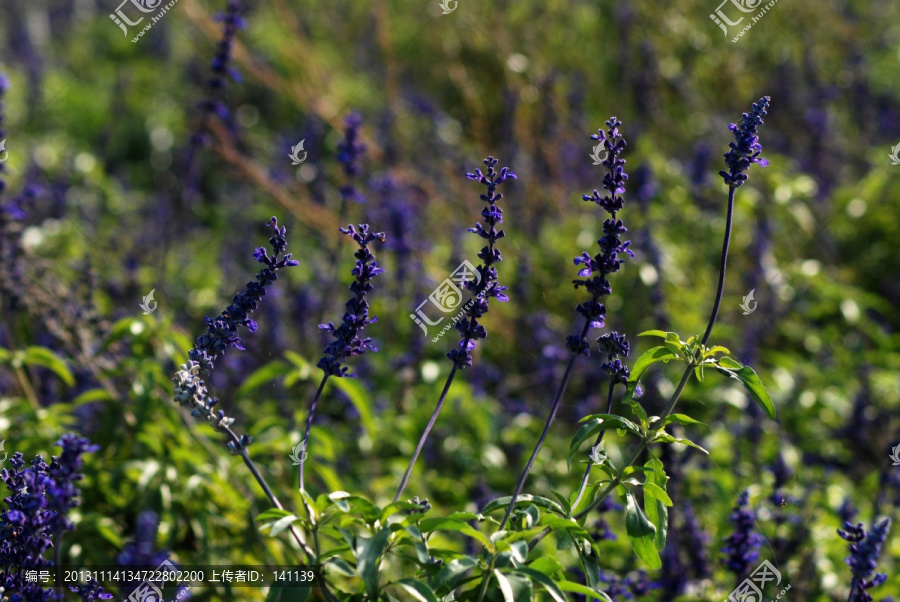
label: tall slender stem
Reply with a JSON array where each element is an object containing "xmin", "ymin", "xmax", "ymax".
[
  {"xmin": 571, "ymin": 381, "xmax": 616, "ymax": 513},
  {"xmin": 393, "ymin": 365, "xmax": 459, "ymax": 502},
  {"xmin": 300, "ymin": 374, "xmax": 329, "ymax": 492},
  {"xmin": 701, "ymin": 187, "xmax": 735, "ymax": 347},
  {"xmin": 498, "ymin": 319, "xmax": 590, "ymax": 530}
]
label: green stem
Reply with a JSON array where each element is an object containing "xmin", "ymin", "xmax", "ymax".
[
  {"xmin": 571, "ymin": 380, "xmax": 616, "ymax": 513},
  {"xmin": 393, "ymin": 365, "xmax": 459, "ymax": 502},
  {"xmin": 300, "ymin": 374, "xmax": 330, "ymax": 493}
]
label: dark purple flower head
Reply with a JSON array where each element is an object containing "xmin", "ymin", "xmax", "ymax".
[
  {"xmin": 0, "ymin": 437, "xmax": 99, "ymax": 600},
  {"xmin": 317, "ymin": 224, "xmax": 385, "ymax": 377},
  {"xmin": 721, "ymin": 489, "xmax": 763, "ymax": 576},
  {"xmin": 838, "ymin": 518, "xmax": 891, "ymax": 602},
  {"xmin": 69, "ymin": 579, "xmax": 114, "ymax": 600},
  {"xmin": 337, "ymin": 112, "xmax": 367, "ymax": 204},
  {"xmin": 568, "ymin": 118, "xmax": 634, "ymax": 357},
  {"xmin": 448, "ymin": 157, "xmax": 515, "ymax": 369},
  {"xmin": 175, "ymin": 218, "xmax": 298, "ymax": 447},
  {"xmin": 719, "ymin": 96, "xmax": 770, "ymax": 188},
  {"xmin": 187, "ymin": 217, "xmax": 298, "ymax": 375}
]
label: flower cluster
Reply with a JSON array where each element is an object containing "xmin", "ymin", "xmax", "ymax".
[
  {"xmin": 0, "ymin": 436, "xmax": 100, "ymax": 600},
  {"xmin": 597, "ymin": 331, "xmax": 630, "ymax": 385},
  {"xmin": 174, "ymin": 217, "xmax": 297, "ymax": 450},
  {"xmin": 449, "ymin": 156, "xmax": 515, "ymax": 369},
  {"xmin": 337, "ymin": 112, "xmax": 367, "ymax": 204},
  {"xmin": 838, "ymin": 518, "xmax": 892, "ymax": 602},
  {"xmin": 721, "ymin": 489, "xmax": 764, "ymax": 576},
  {"xmin": 318, "ymin": 224, "xmax": 385, "ymax": 377},
  {"xmin": 568, "ymin": 118, "xmax": 634, "ymax": 357},
  {"xmin": 197, "ymin": 0, "xmax": 246, "ymax": 132},
  {"xmin": 719, "ymin": 96, "xmax": 771, "ymax": 188},
  {"xmin": 69, "ymin": 579, "xmax": 113, "ymax": 601}
]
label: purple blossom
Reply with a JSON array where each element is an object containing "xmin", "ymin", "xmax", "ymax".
[
  {"xmin": 69, "ymin": 579, "xmax": 113, "ymax": 600},
  {"xmin": 719, "ymin": 96, "xmax": 771, "ymax": 188},
  {"xmin": 448, "ymin": 156, "xmax": 515, "ymax": 369},
  {"xmin": 568, "ymin": 118, "xmax": 634, "ymax": 357},
  {"xmin": 317, "ymin": 224, "xmax": 385, "ymax": 377},
  {"xmin": 721, "ymin": 490, "xmax": 763, "ymax": 577},
  {"xmin": 0, "ymin": 436, "xmax": 100, "ymax": 600},
  {"xmin": 838, "ymin": 518, "xmax": 891, "ymax": 602},
  {"xmin": 174, "ymin": 217, "xmax": 298, "ymax": 450}
]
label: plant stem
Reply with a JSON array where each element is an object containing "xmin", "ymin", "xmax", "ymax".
[
  {"xmin": 393, "ymin": 364, "xmax": 458, "ymax": 502},
  {"xmin": 300, "ymin": 374, "xmax": 329, "ymax": 492},
  {"xmin": 571, "ymin": 381, "xmax": 616, "ymax": 513},
  {"xmin": 700, "ymin": 187, "xmax": 735, "ymax": 347},
  {"xmin": 498, "ymin": 319, "xmax": 592, "ymax": 530}
]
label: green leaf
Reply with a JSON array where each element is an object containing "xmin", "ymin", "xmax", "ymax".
[
  {"xmin": 568, "ymin": 416, "xmax": 640, "ymax": 469},
  {"xmin": 550, "ymin": 490, "xmax": 572, "ymax": 516},
  {"xmin": 256, "ymin": 508, "xmax": 295, "ymax": 522},
  {"xmin": 324, "ymin": 557, "xmax": 356, "ymax": 577},
  {"xmin": 481, "ymin": 495, "xmax": 565, "ymax": 517},
  {"xmin": 405, "ymin": 526, "xmax": 429, "ymax": 564},
  {"xmin": 353, "ymin": 528, "xmax": 391, "ymax": 598},
  {"xmin": 418, "ymin": 518, "xmax": 490, "ymax": 548},
  {"xmin": 694, "ymin": 366, "xmax": 704, "ymax": 382},
  {"xmin": 396, "ymin": 579, "xmax": 439, "ymax": 602},
  {"xmin": 653, "ymin": 432, "xmax": 710, "ymax": 454},
  {"xmin": 493, "ymin": 570, "xmax": 532, "ymax": 602},
  {"xmin": 715, "ymin": 360, "xmax": 776, "ymax": 419},
  {"xmin": 642, "ymin": 483, "xmax": 673, "ymax": 507},
  {"xmin": 515, "ymin": 568, "xmax": 567, "ymax": 602},
  {"xmin": 624, "ymin": 491, "xmax": 661, "ymax": 569},
  {"xmin": 637, "ymin": 330, "xmax": 672, "ymax": 339},
  {"xmin": 527, "ymin": 555, "xmax": 566, "ymax": 577},
  {"xmin": 72, "ymin": 388, "xmax": 115, "ymax": 406},
  {"xmin": 268, "ymin": 515, "xmax": 299, "ymax": 538},
  {"xmin": 556, "ymin": 581, "xmax": 615, "ymax": 602},
  {"xmin": 716, "ymin": 356, "xmax": 743, "ymax": 370},
  {"xmin": 643, "ymin": 457, "xmax": 669, "ymax": 552},
  {"xmin": 22, "ymin": 347, "xmax": 74, "ymax": 386},
  {"xmin": 432, "ymin": 556, "xmax": 479, "ymax": 590},
  {"xmin": 661, "ymin": 414, "xmax": 706, "ymax": 428}
]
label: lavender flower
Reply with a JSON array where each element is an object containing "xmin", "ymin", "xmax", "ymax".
[
  {"xmin": 838, "ymin": 518, "xmax": 891, "ymax": 602},
  {"xmin": 317, "ymin": 224, "xmax": 385, "ymax": 378},
  {"xmin": 449, "ymin": 156, "xmax": 515, "ymax": 369},
  {"xmin": 337, "ymin": 112, "xmax": 367, "ymax": 204},
  {"xmin": 68, "ymin": 579, "xmax": 113, "ymax": 601},
  {"xmin": 721, "ymin": 490, "xmax": 763, "ymax": 577},
  {"xmin": 719, "ymin": 96, "xmax": 771, "ymax": 188},
  {"xmin": 568, "ymin": 117, "xmax": 634, "ymax": 356},
  {"xmin": 0, "ymin": 436, "xmax": 99, "ymax": 600},
  {"xmin": 173, "ymin": 217, "xmax": 298, "ymax": 450}
]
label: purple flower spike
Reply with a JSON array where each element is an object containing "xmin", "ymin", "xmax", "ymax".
[
  {"xmin": 719, "ymin": 96, "xmax": 771, "ymax": 188},
  {"xmin": 448, "ymin": 156, "xmax": 516, "ymax": 369},
  {"xmin": 721, "ymin": 490, "xmax": 764, "ymax": 577},
  {"xmin": 838, "ymin": 518, "xmax": 891, "ymax": 602},
  {"xmin": 317, "ymin": 224, "xmax": 385, "ymax": 377},
  {"xmin": 568, "ymin": 117, "xmax": 633, "ymax": 357}
]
